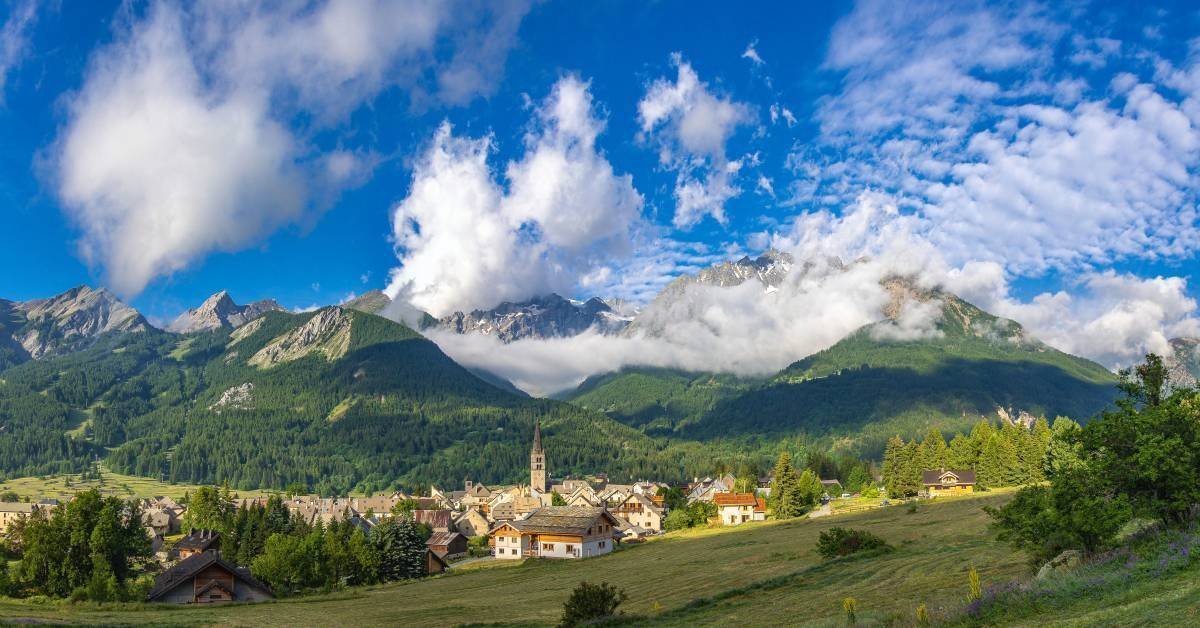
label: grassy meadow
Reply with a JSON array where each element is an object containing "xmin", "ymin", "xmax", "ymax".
[
  {"xmin": 0, "ymin": 465, "xmax": 270, "ymax": 502},
  {"xmin": 0, "ymin": 488, "xmax": 1194, "ymax": 626}
]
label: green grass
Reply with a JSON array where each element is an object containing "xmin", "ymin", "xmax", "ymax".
[
  {"xmin": 0, "ymin": 465, "xmax": 269, "ymax": 501},
  {"xmin": 1, "ymin": 490, "xmax": 1193, "ymax": 626},
  {"xmin": 0, "ymin": 491, "xmax": 1027, "ymax": 626}
]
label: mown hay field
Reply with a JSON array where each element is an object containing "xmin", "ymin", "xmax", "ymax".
[{"xmin": 0, "ymin": 490, "xmax": 1036, "ymax": 626}]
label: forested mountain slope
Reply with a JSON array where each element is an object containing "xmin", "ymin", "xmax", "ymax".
[
  {"xmin": 565, "ymin": 285, "xmax": 1119, "ymax": 455},
  {"xmin": 0, "ymin": 306, "xmax": 690, "ymax": 494}
]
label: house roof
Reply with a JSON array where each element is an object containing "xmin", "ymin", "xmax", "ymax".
[
  {"xmin": 426, "ymin": 531, "xmax": 464, "ymax": 548},
  {"xmin": 506, "ymin": 506, "xmax": 618, "ymax": 536},
  {"xmin": 754, "ymin": 498, "xmax": 767, "ymax": 513},
  {"xmin": 147, "ymin": 551, "xmax": 271, "ymax": 601},
  {"xmin": 175, "ymin": 528, "xmax": 221, "ymax": 551},
  {"xmin": 820, "ymin": 479, "xmax": 842, "ymax": 486},
  {"xmin": 921, "ymin": 469, "xmax": 977, "ymax": 485},
  {"xmin": 413, "ymin": 509, "xmax": 452, "ymax": 531},
  {"xmin": 713, "ymin": 493, "xmax": 758, "ymax": 507},
  {"xmin": 0, "ymin": 502, "xmax": 36, "ymax": 513},
  {"xmin": 623, "ymin": 493, "xmax": 664, "ymax": 516}
]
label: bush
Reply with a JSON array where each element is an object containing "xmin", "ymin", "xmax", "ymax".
[
  {"xmin": 816, "ymin": 527, "xmax": 892, "ymax": 559},
  {"xmin": 559, "ymin": 580, "xmax": 627, "ymax": 627}
]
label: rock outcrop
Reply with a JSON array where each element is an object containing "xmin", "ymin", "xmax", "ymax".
[
  {"xmin": 249, "ymin": 307, "xmax": 353, "ymax": 367},
  {"xmin": 168, "ymin": 291, "xmax": 282, "ymax": 333}
]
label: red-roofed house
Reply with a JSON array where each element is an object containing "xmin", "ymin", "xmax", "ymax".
[{"xmin": 714, "ymin": 493, "xmax": 758, "ymax": 526}]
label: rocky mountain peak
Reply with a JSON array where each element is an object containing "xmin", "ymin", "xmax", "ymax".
[
  {"xmin": 169, "ymin": 291, "xmax": 283, "ymax": 333},
  {"xmin": 434, "ymin": 293, "xmax": 630, "ymax": 343},
  {"xmin": 7, "ymin": 285, "xmax": 148, "ymax": 360}
]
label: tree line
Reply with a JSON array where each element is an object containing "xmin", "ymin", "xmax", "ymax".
[
  {"xmin": 880, "ymin": 415, "xmax": 1082, "ymax": 497},
  {"xmin": 988, "ymin": 355, "xmax": 1200, "ymax": 564}
]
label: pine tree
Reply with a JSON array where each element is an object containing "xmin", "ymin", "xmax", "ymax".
[
  {"xmin": 947, "ymin": 433, "xmax": 974, "ymax": 469},
  {"xmin": 882, "ymin": 436, "xmax": 906, "ymax": 498},
  {"xmin": 919, "ymin": 427, "xmax": 949, "ymax": 470},
  {"xmin": 372, "ymin": 518, "xmax": 426, "ymax": 581},
  {"xmin": 898, "ymin": 440, "xmax": 921, "ymax": 497},
  {"xmin": 768, "ymin": 452, "xmax": 799, "ymax": 518}
]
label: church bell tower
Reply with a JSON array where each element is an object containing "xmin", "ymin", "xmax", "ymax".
[{"xmin": 530, "ymin": 421, "xmax": 547, "ymax": 493}]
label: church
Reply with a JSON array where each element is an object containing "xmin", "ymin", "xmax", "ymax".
[{"xmin": 530, "ymin": 420, "xmax": 547, "ymax": 494}]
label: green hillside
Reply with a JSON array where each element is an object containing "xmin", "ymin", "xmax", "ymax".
[
  {"xmin": 564, "ymin": 367, "xmax": 757, "ymax": 434},
  {"xmin": 566, "ymin": 292, "xmax": 1119, "ymax": 456},
  {"xmin": 2, "ymin": 489, "xmax": 1194, "ymax": 626},
  {"xmin": 0, "ymin": 309, "xmax": 695, "ymax": 493}
]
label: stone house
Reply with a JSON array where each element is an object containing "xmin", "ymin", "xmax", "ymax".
[{"xmin": 454, "ymin": 509, "xmax": 490, "ymax": 538}]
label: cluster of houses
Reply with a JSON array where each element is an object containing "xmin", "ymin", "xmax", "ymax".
[{"xmin": 0, "ymin": 424, "xmax": 980, "ymax": 604}]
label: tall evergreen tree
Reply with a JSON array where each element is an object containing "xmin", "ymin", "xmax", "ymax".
[
  {"xmin": 768, "ymin": 452, "xmax": 799, "ymax": 517},
  {"xmin": 372, "ymin": 518, "xmax": 426, "ymax": 581}
]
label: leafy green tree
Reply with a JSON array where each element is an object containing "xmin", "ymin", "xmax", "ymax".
[
  {"xmin": 551, "ymin": 492, "xmax": 568, "ymax": 506},
  {"xmin": 559, "ymin": 581, "xmax": 627, "ymax": 628},
  {"xmin": 16, "ymin": 490, "xmax": 149, "ymax": 599},
  {"xmin": 989, "ymin": 354, "xmax": 1194, "ymax": 564},
  {"xmin": 1044, "ymin": 417, "xmax": 1082, "ymax": 480},
  {"xmin": 182, "ymin": 485, "xmax": 234, "ymax": 532},
  {"xmin": 793, "ymin": 469, "xmax": 823, "ymax": 511},
  {"xmin": 845, "ymin": 465, "xmax": 871, "ymax": 493},
  {"xmin": 662, "ymin": 509, "xmax": 691, "ymax": 532}
]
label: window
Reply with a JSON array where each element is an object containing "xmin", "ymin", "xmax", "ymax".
[
  {"xmin": 599, "ymin": 541, "xmax": 606, "ymax": 549},
  {"xmin": 542, "ymin": 543, "xmax": 553, "ymax": 551},
  {"xmin": 566, "ymin": 544, "xmax": 575, "ymax": 552}
]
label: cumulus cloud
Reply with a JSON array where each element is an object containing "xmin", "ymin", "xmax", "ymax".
[
  {"xmin": 54, "ymin": 0, "xmax": 531, "ymax": 297},
  {"xmin": 386, "ymin": 76, "xmax": 644, "ymax": 317},
  {"xmin": 57, "ymin": 5, "xmax": 305, "ymax": 297},
  {"xmin": 639, "ymin": 54, "xmax": 753, "ymax": 228}
]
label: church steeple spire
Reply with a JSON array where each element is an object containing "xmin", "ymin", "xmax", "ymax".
[{"xmin": 530, "ymin": 421, "xmax": 546, "ymax": 493}]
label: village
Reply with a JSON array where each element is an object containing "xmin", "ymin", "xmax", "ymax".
[{"xmin": 0, "ymin": 422, "xmax": 978, "ymax": 605}]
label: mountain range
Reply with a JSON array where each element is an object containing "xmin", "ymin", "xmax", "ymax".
[{"xmin": 0, "ymin": 251, "xmax": 1150, "ymax": 492}]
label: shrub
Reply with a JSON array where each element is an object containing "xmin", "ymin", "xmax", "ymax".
[
  {"xmin": 817, "ymin": 527, "xmax": 892, "ymax": 559},
  {"xmin": 559, "ymin": 580, "xmax": 627, "ymax": 627}
]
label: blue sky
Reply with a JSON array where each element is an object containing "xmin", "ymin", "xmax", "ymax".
[{"xmin": 1, "ymin": 0, "xmax": 1200, "ymax": 375}]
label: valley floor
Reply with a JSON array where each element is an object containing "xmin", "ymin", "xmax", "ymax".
[{"xmin": 0, "ymin": 489, "xmax": 1195, "ymax": 626}]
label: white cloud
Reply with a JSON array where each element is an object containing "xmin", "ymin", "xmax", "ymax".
[
  {"xmin": 386, "ymin": 76, "xmax": 644, "ymax": 317},
  {"xmin": 769, "ymin": 103, "xmax": 797, "ymax": 127},
  {"xmin": 0, "ymin": 0, "xmax": 37, "ymax": 103},
  {"xmin": 54, "ymin": 0, "xmax": 530, "ymax": 297},
  {"xmin": 57, "ymin": 5, "xmax": 305, "ymax": 297},
  {"xmin": 791, "ymin": 0, "xmax": 1200, "ymax": 279},
  {"xmin": 741, "ymin": 41, "xmax": 764, "ymax": 65},
  {"xmin": 639, "ymin": 54, "xmax": 753, "ymax": 228}
]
